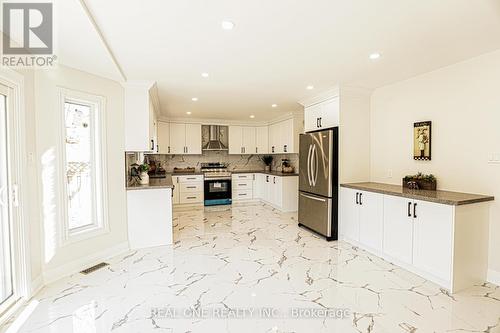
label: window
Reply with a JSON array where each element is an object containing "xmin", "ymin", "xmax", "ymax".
[{"xmin": 60, "ymin": 90, "xmax": 107, "ymax": 242}]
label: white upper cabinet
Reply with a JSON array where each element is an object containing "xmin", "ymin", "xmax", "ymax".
[
  {"xmin": 168, "ymin": 123, "xmax": 202, "ymax": 155},
  {"xmin": 255, "ymin": 126, "xmax": 269, "ymax": 154},
  {"xmin": 304, "ymin": 97, "xmax": 339, "ymax": 132},
  {"xmin": 124, "ymin": 81, "xmax": 160, "ymax": 151},
  {"xmin": 157, "ymin": 121, "xmax": 170, "ymax": 154},
  {"xmin": 242, "ymin": 127, "xmax": 256, "ymax": 154},
  {"xmin": 228, "ymin": 126, "xmax": 244, "ymax": 154},
  {"xmin": 268, "ymin": 116, "xmax": 302, "ymax": 154}
]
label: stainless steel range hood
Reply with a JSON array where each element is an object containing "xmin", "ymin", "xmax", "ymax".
[{"xmin": 202, "ymin": 125, "xmax": 228, "ymax": 151}]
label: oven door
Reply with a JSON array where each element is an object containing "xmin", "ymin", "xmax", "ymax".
[{"xmin": 204, "ymin": 178, "xmax": 232, "ymax": 206}]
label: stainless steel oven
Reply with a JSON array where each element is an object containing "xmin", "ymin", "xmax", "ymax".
[
  {"xmin": 204, "ymin": 177, "xmax": 232, "ymax": 206},
  {"xmin": 201, "ymin": 162, "xmax": 232, "ymax": 206}
]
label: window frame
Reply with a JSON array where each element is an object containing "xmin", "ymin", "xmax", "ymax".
[{"xmin": 58, "ymin": 88, "xmax": 109, "ymax": 245}]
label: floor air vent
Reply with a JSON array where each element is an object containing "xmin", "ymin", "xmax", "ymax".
[{"xmin": 80, "ymin": 262, "xmax": 109, "ymax": 275}]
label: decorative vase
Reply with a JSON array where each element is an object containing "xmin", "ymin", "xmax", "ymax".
[
  {"xmin": 139, "ymin": 172, "xmax": 149, "ymax": 185},
  {"xmin": 265, "ymin": 165, "xmax": 271, "ymax": 171}
]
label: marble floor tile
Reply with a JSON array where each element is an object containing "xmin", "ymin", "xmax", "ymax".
[{"xmin": 3, "ymin": 203, "xmax": 500, "ymax": 333}]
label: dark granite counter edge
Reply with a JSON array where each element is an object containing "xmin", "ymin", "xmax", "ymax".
[
  {"xmin": 231, "ymin": 170, "xmax": 299, "ymax": 177},
  {"xmin": 126, "ymin": 175, "xmax": 174, "ymax": 191},
  {"xmin": 341, "ymin": 183, "xmax": 494, "ymax": 206}
]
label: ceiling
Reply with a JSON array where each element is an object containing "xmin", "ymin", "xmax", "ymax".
[{"xmin": 58, "ymin": 0, "xmax": 500, "ymax": 120}]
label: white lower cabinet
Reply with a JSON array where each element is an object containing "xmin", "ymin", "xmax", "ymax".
[
  {"xmin": 232, "ymin": 173, "xmax": 254, "ymax": 201},
  {"xmin": 172, "ymin": 175, "xmax": 204, "ymax": 205},
  {"xmin": 340, "ymin": 188, "xmax": 383, "ymax": 251},
  {"xmin": 254, "ymin": 174, "xmax": 297, "ymax": 212},
  {"xmin": 340, "ymin": 186, "xmax": 489, "ymax": 292}
]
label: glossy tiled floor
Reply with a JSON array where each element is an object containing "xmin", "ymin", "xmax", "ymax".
[{"xmin": 6, "ymin": 203, "xmax": 500, "ymax": 332}]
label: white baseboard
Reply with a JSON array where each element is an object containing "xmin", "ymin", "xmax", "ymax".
[
  {"xmin": 42, "ymin": 241, "xmax": 130, "ymax": 285},
  {"xmin": 487, "ymin": 269, "xmax": 500, "ymax": 286},
  {"xmin": 29, "ymin": 275, "xmax": 44, "ymax": 297}
]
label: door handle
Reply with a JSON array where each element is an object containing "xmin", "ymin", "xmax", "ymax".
[
  {"xmin": 307, "ymin": 144, "xmax": 313, "ymax": 186},
  {"xmin": 356, "ymin": 193, "xmax": 359, "ymax": 205},
  {"xmin": 319, "ymin": 117, "xmax": 322, "ymax": 127},
  {"xmin": 413, "ymin": 203, "xmax": 417, "ymax": 218},
  {"xmin": 312, "ymin": 144, "xmax": 318, "ymax": 186},
  {"xmin": 316, "ymin": 118, "xmax": 320, "ymax": 128},
  {"xmin": 300, "ymin": 193, "xmax": 326, "ymax": 202},
  {"xmin": 408, "ymin": 202, "xmax": 412, "ymax": 217},
  {"xmin": 151, "ymin": 139, "xmax": 154, "ymax": 150},
  {"xmin": 272, "ymin": 146, "xmax": 275, "ymax": 153},
  {"xmin": 168, "ymin": 146, "xmax": 171, "ymax": 154},
  {"xmin": 256, "ymin": 147, "xmax": 258, "ymax": 154},
  {"xmin": 273, "ymin": 177, "xmax": 276, "ymax": 184},
  {"xmin": 359, "ymin": 193, "xmax": 363, "ymax": 205},
  {"xmin": 284, "ymin": 145, "xmax": 287, "ymax": 152}
]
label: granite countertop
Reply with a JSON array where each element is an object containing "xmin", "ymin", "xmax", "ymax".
[
  {"xmin": 126, "ymin": 175, "xmax": 174, "ymax": 191},
  {"xmin": 231, "ymin": 170, "xmax": 299, "ymax": 177},
  {"xmin": 168, "ymin": 172, "xmax": 204, "ymax": 176},
  {"xmin": 341, "ymin": 182, "xmax": 494, "ymax": 206}
]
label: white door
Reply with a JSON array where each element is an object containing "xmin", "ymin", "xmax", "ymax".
[
  {"xmin": 281, "ymin": 119, "xmax": 293, "ymax": 153},
  {"xmin": 242, "ymin": 127, "xmax": 256, "ymax": 155},
  {"xmin": 0, "ymin": 84, "xmax": 18, "ymax": 315},
  {"xmin": 271, "ymin": 176, "xmax": 283, "ymax": 208},
  {"xmin": 169, "ymin": 123, "xmax": 186, "ymax": 154},
  {"xmin": 358, "ymin": 191, "xmax": 384, "ymax": 251},
  {"xmin": 228, "ymin": 126, "xmax": 243, "ymax": 154},
  {"xmin": 383, "ymin": 196, "xmax": 414, "ymax": 265},
  {"xmin": 185, "ymin": 123, "xmax": 201, "ymax": 154},
  {"xmin": 320, "ymin": 97, "xmax": 340, "ymax": 129},
  {"xmin": 339, "ymin": 188, "xmax": 359, "ymax": 241},
  {"xmin": 268, "ymin": 123, "xmax": 279, "ymax": 154},
  {"xmin": 157, "ymin": 121, "xmax": 170, "ymax": 154},
  {"xmin": 304, "ymin": 103, "xmax": 321, "ymax": 132},
  {"xmin": 261, "ymin": 174, "xmax": 271, "ymax": 203},
  {"xmin": 255, "ymin": 127, "xmax": 269, "ymax": 154},
  {"xmin": 412, "ymin": 200, "xmax": 453, "ymax": 282}
]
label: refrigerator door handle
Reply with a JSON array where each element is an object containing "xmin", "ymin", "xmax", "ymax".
[
  {"xmin": 300, "ymin": 193, "xmax": 326, "ymax": 202},
  {"xmin": 307, "ymin": 144, "xmax": 313, "ymax": 186},
  {"xmin": 311, "ymin": 144, "xmax": 318, "ymax": 186}
]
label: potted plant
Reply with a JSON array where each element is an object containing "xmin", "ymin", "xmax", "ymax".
[
  {"xmin": 138, "ymin": 163, "xmax": 150, "ymax": 185},
  {"xmin": 403, "ymin": 172, "xmax": 437, "ymax": 190},
  {"xmin": 260, "ymin": 155, "xmax": 273, "ymax": 171}
]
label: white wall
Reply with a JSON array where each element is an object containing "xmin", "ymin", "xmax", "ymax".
[
  {"xmin": 34, "ymin": 65, "xmax": 127, "ymax": 282},
  {"xmin": 370, "ymin": 50, "xmax": 500, "ymax": 276}
]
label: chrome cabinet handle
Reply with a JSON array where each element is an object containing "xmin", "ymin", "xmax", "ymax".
[
  {"xmin": 300, "ymin": 193, "xmax": 326, "ymax": 202},
  {"xmin": 408, "ymin": 202, "xmax": 412, "ymax": 217},
  {"xmin": 359, "ymin": 193, "xmax": 363, "ymax": 205},
  {"xmin": 413, "ymin": 203, "xmax": 417, "ymax": 218},
  {"xmin": 356, "ymin": 193, "xmax": 359, "ymax": 205}
]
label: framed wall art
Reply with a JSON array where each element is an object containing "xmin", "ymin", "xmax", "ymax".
[{"xmin": 414, "ymin": 121, "xmax": 431, "ymax": 161}]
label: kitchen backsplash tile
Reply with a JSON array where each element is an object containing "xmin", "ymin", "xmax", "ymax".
[{"xmin": 126, "ymin": 151, "xmax": 299, "ymax": 173}]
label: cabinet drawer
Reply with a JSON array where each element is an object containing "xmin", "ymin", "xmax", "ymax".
[
  {"xmin": 177, "ymin": 175, "xmax": 203, "ymax": 183},
  {"xmin": 233, "ymin": 180, "xmax": 253, "ymax": 190},
  {"xmin": 180, "ymin": 182, "xmax": 203, "ymax": 193},
  {"xmin": 232, "ymin": 173, "xmax": 253, "ymax": 180},
  {"xmin": 180, "ymin": 192, "xmax": 203, "ymax": 204},
  {"xmin": 233, "ymin": 189, "xmax": 253, "ymax": 200}
]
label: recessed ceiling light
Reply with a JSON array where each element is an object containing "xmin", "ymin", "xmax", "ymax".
[
  {"xmin": 221, "ymin": 20, "xmax": 235, "ymax": 30},
  {"xmin": 201, "ymin": 72, "xmax": 209, "ymax": 78},
  {"xmin": 369, "ymin": 53, "xmax": 381, "ymax": 60},
  {"xmin": 186, "ymin": 111, "xmax": 192, "ymax": 115},
  {"xmin": 191, "ymin": 97, "xmax": 198, "ymax": 101},
  {"xmin": 271, "ymin": 104, "xmax": 277, "ymax": 108},
  {"xmin": 306, "ymin": 85, "xmax": 314, "ymax": 90},
  {"xmin": 250, "ymin": 115, "xmax": 255, "ymax": 119}
]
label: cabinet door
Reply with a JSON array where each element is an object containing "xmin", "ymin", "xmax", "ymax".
[
  {"xmin": 339, "ymin": 188, "xmax": 359, "ymax": 241},
  {"xmin": 185, "ymin": 123, "xmax": 202, "ymax": 154},
  {"xmin": 383, "ymin": 195, "xmax": 414, "ymax": 265},
  {"xmin": 304, "ymin": 103, "xmax": 321, "ymax": 132},
  {"xmin": 412, "ymin": 200, "xmax": 453, "ymax": 282},
  {"xmin": 358, "ymin": 191, "xmax": 384, "ymax": 251},
  {"xmin": 242, "ymin": 127, "xmax": 256, "ymax": 155},
  {"xmin": 255, "ymin": 127, "xmax": 269, "ymax": 154},
  {"xmin": 319, "ymin": 97, "xmax": 340, "ymax": 129},
  {"xmin": 157, "ymin": 121, "xmax": 170, "ymax": 154},
  {"xmin": 271, "ymin": 176, "xmax": 283, "ymax": 208},
  {"xmin": 268, "ymin": 123, "xmax": 279, "ymax": 154},
  {"xmin": 169, "ymin": 123, "xmax": 186, "ymax": 154},
  {"xmin": 172, "ymin": 176, "xmax": 180, "ymax": 204},
  {"xmin": 228, "ymin": 126, "xmax": 243, "ymax": 154},
  {"xmin": 280, "ymin": 119, "xmax": 293, "ymax": 153},
  {"xmin": 261, "ymin": 175, "xmax": 271, "ymax": 202}
]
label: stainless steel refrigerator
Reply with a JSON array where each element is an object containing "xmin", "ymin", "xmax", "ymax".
[{"xmin": 298, "ymin": 127, "xmax": 339, "ymax": 241}]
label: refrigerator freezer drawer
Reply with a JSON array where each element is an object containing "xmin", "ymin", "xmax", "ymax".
[{"xmin": 298, "ymin": 192, "xmax": 332, "ymax": 237}]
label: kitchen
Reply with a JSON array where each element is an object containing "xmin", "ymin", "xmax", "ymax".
[{"xmin": 2, "ymin": 1, "xmax": 500, "ymax": 332}]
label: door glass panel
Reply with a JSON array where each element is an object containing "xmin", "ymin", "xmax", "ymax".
[
  {"xmin": 0, "ymin": 93, "xmax": 13, "ymax": 306},
  {"xmin": 64, "ymin": 102, "xmax": 96, "ymax": 231}
]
